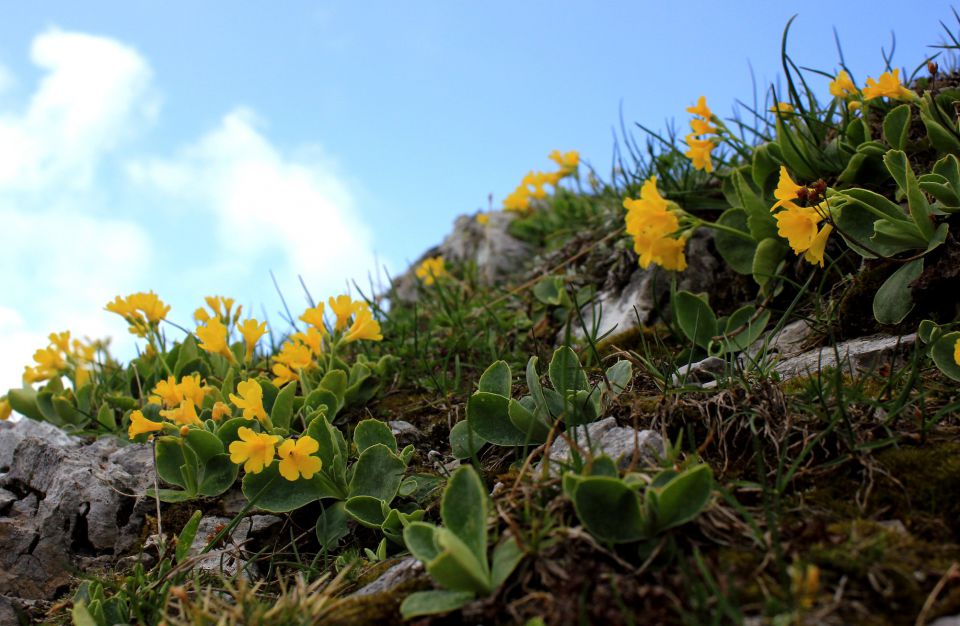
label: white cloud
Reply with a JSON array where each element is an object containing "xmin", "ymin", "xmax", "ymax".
[
  {"xmin": 0, "ymin": 28, "xmax": 379, "ymax": 402},
  {"xmin": 0, "ymin": 28, "xmax": 156, "ymax": 397},
  {"xmin": 128, "ymin": 108, "xmax": 378, "ymax": 301}
]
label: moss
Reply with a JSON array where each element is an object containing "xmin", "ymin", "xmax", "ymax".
[{"xmin": 874, "ymin": 441, "xmax": 960, "ymax": 537}]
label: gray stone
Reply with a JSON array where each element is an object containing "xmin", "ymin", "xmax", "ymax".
[
  {"xmin": 351, "ymin": 557, "xmax": 423, "ymax": 597},
  {"xmin": 770, "ymin": 333, "xmax": 916, "ymax": 382},
  {"xmin": 392, "ymin": 211, "xmax": 534, "ymax": 302},
  {"xmin": 538, "ymin": 417, "xmax": 664, "ymax": 474},
  {"xmin": 186, "ymin": 514, "xmax": 283, "ymax": 578},
  {"xmin": 746, "ymin": 319, "xmax": 814, "ymax": 360},
  {"xmin": 929, "ymin": 616, "xmax": 960, "ymax": 626},
  {"xmin": 387, "ymin": 420, "xmax": 421, "ymax": 445},
  {"xmin": 0, "ymin": 436, "xmax": 153, "ymax": 600},
  {"xmin": 0, "ymin": 419, "xmax": 79, "ymax": 472},
  {"xmin": 672, "ymin": 356, "xmax": 727, "ymax": 385},
  {"xmin": 573, "ymin": 231, "xmax": 734, "ymax": 340}
]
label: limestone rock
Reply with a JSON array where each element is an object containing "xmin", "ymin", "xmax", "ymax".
[
  {"xmin": 0, "ymin": 430, "xmax": 153, "ymax": 600},
  {"xmin": 770, "ymin": 332, "xmax": 916, "ymax": 381},
  {"xmin": 351, "ymin": 557, "xmax": 423, "ymax": 597},
  {"xmin": 538, "ymin": 417, "xmax": 663, "ymax": 475},
  {"xmin": 393, "ymin": 211, "xmax": 534, "ymax": 302}
]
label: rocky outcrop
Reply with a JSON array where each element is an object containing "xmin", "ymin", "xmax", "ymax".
[
  {"xmin": 538, "ymin": 417, "xmax": 664, "ymax": 475},
  {"xmin": 0, "ymin": 420, "xmax": 154, "ymax": 602},
  {"xmin": 392, "ymin": 211, "xmax": 534, "ymax": 301}
]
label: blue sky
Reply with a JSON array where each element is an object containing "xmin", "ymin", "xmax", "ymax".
[{"xmin": 0, "ymin": 1, "xmax": 955, "ymax": 392}]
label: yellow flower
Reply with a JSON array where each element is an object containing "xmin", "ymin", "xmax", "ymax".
[
  {"xmin": 789, "ymin": 563, "xmax": 820, "ymax": 609},
  {"xmin": 0, "ymin": 397, "xmax": 11, "ymax": 421},
  {"xmin": 277, "ymin": 436, "xmax": 323, "ymax": 481},
  {"xmin": 228, "ymin": 427, "xmax": 279, "ymax": 474},
  {"xmin": 194, "ymin": 307, "xmax": 211, "ymax": 323},
  {"xmin": 149, "ymin": 375, "xmax": 182, "ymax": 407},
  {"xmin": 548, "ymin": 149, "xmax": 580, "ymax": 171},
  {"xmin": 106, "ymin": 292, "xmax": 170, "ymax": 336},
  {"xmin": 229, "ymin": 379, "xmax": 268, "ymax": 422},
  {"xmin": 770, "ymin": 102, "xmax": 794, "ymax": 114},
  {"xmin": 299, "ymin": 303, "xmax": 326, "ymax": 330},
  {"xmin": 236, "ymin": 318, "xmax": 268, "ymax": 362},
  {"xmin": 771, "ymin": 166, "xmax": 804, "ymax": 211},
  {"xmin": 344, "ymin": 305, "xmax": 383, "ymax": 343},
  {"xmin": 476, "ymin": 212, "xmax": 490, "ymax": 225},
  {"xmin": 503, "ymin": 185, "xmax": 531, "ymax": 213},
  {"xmin": 862, "ymin": 69, "xmax": 915, "ymax": 101},
  {"xmin": 130, "ymin": 292, "xmax": 171, "ymax": 324},
  {"xmin": 689, "ymin": 118, "xmax": 716, "ymax": 136},
  {"xmin": 848, "ymin": 100, "xmax": 862, "ymax": 113},
  {"xmin": 160, "ymin": 400, "xmax": 202, "ymax": 427},
  {"xmin": 328, "ymin": 295, "xmax": 360, "ymax": 331},
  {"xmin": 954, "ymin": 337, "xmax": 960, "ymax": 366},
  {"xmin": 275, "ymin": 341, "xmax": 313, "ymax": 370},
  {"xmin": 686, "ymin": 96, "xmax": 712, "ymax": 120},
  {"xmin": 204, "ymin": 295, "xmax": 239, "ymax": 322},
  {"xmin": 196, "ymin": 317, "xmax": 235, "ymax": 361},
  {"xmin": 212, "ymin": 401, "xmax": 232, "ymax": 422},
  {"xmin": 775, "ymin": 205, "xmax": 823, "ymax": 254},
  {"xmin": 291, "ymin": 326, "xmax": 325, "ymax": 357},
  {"xmin": 522, "ymin": 171, "xmax": 550, "ymax": 199},
  {"xmin": 623, "ymin": 177, "xmax": 687, "ymax": 271},
  {"xmin": 128, "ymin": 409, "xmax": 164, "ymax": 440},
  {"xmin": 272, "ymin": 363, "xmax": 298, "ymax": 387},
  {"xmin": 803, "ymin": 223, "xmax": 833, "ymax": 267},
  {"xmin": 177, "ymin": 373, "xmax": 209, "ymax": 408},
  {"xmin": 415, "ymin": 256, "xmax": 447, "ymax": 286},
  {"xmin": 829, "ymin": 70, "xmax": 857, "ymax": 98},
  {"xmin": 684, "ymin": 135, "xmax": 715, "ymax": 173}
]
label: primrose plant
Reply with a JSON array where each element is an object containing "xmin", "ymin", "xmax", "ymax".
[
  {"xmin": 401, "ymin": 465, "xmax": 524, "ymax": 619},
  {"xmin": 449, "ymin": 346, "xmax": 632, "ymax": 457}
]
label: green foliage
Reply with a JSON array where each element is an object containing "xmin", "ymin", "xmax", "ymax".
[
  {"xmin": 456, "ymin": 348, "xmax": 632, "ymax": 452},
  {"xmin": 672, "ymin": 290, "xmax": 770, "ymax": 356},
  {"xmin": 401, "ymin": 466, "xmax": 524, "ymax": 618},
  {"xmin": 563, "ymin": 461, "xmax": 714, "ymax": 543}
]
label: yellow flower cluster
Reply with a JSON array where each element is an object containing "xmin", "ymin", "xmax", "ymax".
[
  {"xmin": 684, "ymin": 96, "xmax": 717, "ymax": 173},
  {"xmin": 415, "ymin": 256, "xmax": 446, "ymax": 286},
  {"xmin": 105, "ymin": 291, "xmax": 170, "ymax": 338},
  {"xmin": 272, "ymin": 296, "xmax": 382, "ymax": 386},
  {"xmin": 0, "ymin": 397, "xmax": 11, "ymax": 421},
  {"xmin": 623, "ymin": 177, "xmax": 688, "ymax": 271},
  {"xmin": 149, "ymin": 373, "xmax": 211, "ymax": 427},
  {"xmin": 828, "ymin": 69, "xmax": 916, "ymax": 105},
  {"xmin": 503, "ymin": 150, "xmax": 579, "ymax": 213},
  {"xmin": 770, "ymin": 167, "xmax": 832, "ymax": 267},
  {"xmin": 229, "ymin": 379, "xmax": 268, "ymax": 422},
  {"xmin": 22, "ymin": 331, "xmax": 101, "ymax": 387},
  {"xmin": 196, "ymin": 316, "xmax": 236, "ymax": 362},
  {"xmin": 228, "ymin": 427, "xmax": 322, "ymax": 480},
  {"xmin": 194, "ymin": 295, "xmax": 242, "ymax": 325}
]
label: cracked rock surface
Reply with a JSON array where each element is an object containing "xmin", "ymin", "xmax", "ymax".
[{"xmin": 0, "ymin": 420, "xmax": 153, "ymax": 602}]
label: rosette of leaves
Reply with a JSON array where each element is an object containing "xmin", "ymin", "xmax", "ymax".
[
  {"xmin": 400, "ymin": 465, "xmax": 525, "ymax": 619},
  {"xmin": 671, "ymin": 289, "xmax": 771, "ymax": 357},
  {"xmin": 450, "ymin": 347, "xmax": 631, "ymax": 456},
  {"xmin": 833, "ymin": 150, "xmax": 953, "ymax": 325},
  {"xmin": 562, "ymin": 456, "xmax": 713, "ymax": 543},
  {"xmin": 6, "ymin": 378, "xmax": 122, "ymax": 433}
]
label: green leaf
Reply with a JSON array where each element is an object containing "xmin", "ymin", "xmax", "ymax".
[
  {"xmin": 649, "ymin": 464, "xmax": 713, "ymax": 533},
  {"xmin": 7, "ymin": 388, "xmax": 43, "ymax": 421},
  {"xmin": 441, "ymin": 465, "xmax": 489, "ymax": 570},
  {"xmin": 548, "ymin": 346, "xmax": 588, "ymax": 394},
  {"xmin": 146, "ymin": 488, "xmax": 194, "ymax": 503},
  {"xmin": 429, "ymin": 528, "xmax": 491, "ymax": 593},
  {"xmin": 345, "ymin": 495, "xmax": 388, "ymax": 528},
  {"xmin": 319, "ymin": 369, "xmax": 348, "ymax": 404},
  {"xmin": 603, "ymin": 360, "xmax": 632, "ymax": 397},
  {"xmin": 316, "ymin": 501, "xmax": 350, "ymax": 550},
  {"xmin": 404, "ymin": 521, "xmax": 441, "ymax": 562},
  {"xmin": 96, "ymin": 405, "xmax": 117, "ymax": 430},
  {"xmin": 197, "ymin": 454, "xmax": 238, "ymax": 497},
  {"xmin": 185, "ymin": 428, "xmax": 225, "ymax": 463},
  {"xmin": 751, "ymin": 142, "xmax": 781, "ymax": 192},
  {"xmin": 752, "ymin": 238, "xmax": 788, "ymax": 291},
  {"xmin": 478, "ymin": 360, "xmax": 511, "ymax": 397},
  {"xmin": 399, "ymin": 590, "xmax": 476, "ymax": 619},
  {"xmin": 919, "ymin": 106, "xmax": 960, "ymax": 155},
  {"xmin": 532, "ymin": 276, "xmax": 565, "ymax": 306},
  {"xmin": 449, "ymin": 420, "xmax": 485, "ymax": 459},
  {"xmin": 71, "ymin": 601, "xmax": 99, "ymax": 626},
  {"xmin": 304, "ymin": 389, "xmax": 340, "ymax": 421},
  {"xmin": 525, "ymin": 356, "xmax": 547, "ymax": 413},
  {"xmin": 931, "ymin": 331, "xmax": 960, "ymax": 381},
  {"xmin": 506, "ymin": 398, "xmax": 550, "ymax": 443},
  {"xmin": 884, "ymin": 150, "xmax": 934, "ymax": 240},
  {"xmin": 674, "ymin": 291, "xmax": 717, "ymax": 349},
  {"xmin": 571, "ymin": 476, "xmax": 647, "ymax": 543},
  {"xmin": 216, "ymin": 417, "xmax": 249, "ymax": 447},
  {"xmin": 731, "ymin": 169, "xmax": 777, "ymax": 241},
  {"xmin": 721, "ymin": 306, "xmax": 771, "ymax": 354},
  {"xmin": 467, "ymin": 391, "xmax": 527, "ymax": 446},
  {"xmin": 713, "ymin": 208, "xmax": 757, "ymax": 275},
  {"xmin": 354, "ymin": 419, "xmax": 398, "ymax": 454},
  {"xmin": 882, "ymin": 104, "xmax": 912, "ymax": 150},
  {"xmin": 241, "ymin": 464, "xmax": 338, "ymax": 513},
  {"xmin": 490, "ymin": 536, "xmax": 524, "ymax": 588},
  {"xmin": 176, "ymin": 510, "xmax": 202, "ymax": 563},
  {"xmin": 873, "ymin": 259, "xmax": 923, "ymax": 325},
  {"xmin": 270, "ymin": 382, "xmax": 297, "ymax": 430},
  {"xmin": 155, "ymin": 437, "xmax": 188, "ymax": 489},
  {"xmin": 349, "ymin": 444, "xmax": 406, "ymax": 502}
]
